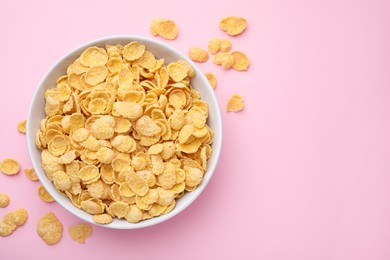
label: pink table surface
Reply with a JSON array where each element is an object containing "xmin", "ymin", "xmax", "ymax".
[{"xmin": 1, "ymin": 0, "xmax": 390, "ymax": 259}]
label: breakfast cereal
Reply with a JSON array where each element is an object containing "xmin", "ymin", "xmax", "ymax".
[
  {"xmin": 68, "ymin": 223, "xmax": 92, "ymax": 243},
  {"xmin": 219, "ymin": 16, "xmax": 247, "ymax": 36},
  {"xmin": 0, "ymin": 158, "xmax": 20, "ymax": 175},
  {"xmin": 17, "ymin": 120, "xmax": 27, "ymax": 134},
  {"xmin": 37, "ymin": 212, "xmax": 63, "ymax": 245},
  {"xmin": 36, "ymin": 42, "xmax": 213, "ymax": 224},
  {"xmin": 227, "ymin": 94, "xmax": 245, "ymax": 112},
  {"xmin": 0, "ymin": 193, "xmax": 10, "ymax": 208}
]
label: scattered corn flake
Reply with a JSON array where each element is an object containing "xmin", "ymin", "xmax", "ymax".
[
  {"xmin": 205, "ymin": 73, "xmax": 217, "ymax": 89},
  {"xmin": 68, "ymin": 223, "xmax": 92, "ymax": 243},
  {"xmin": 37, "ymin": 212, "xmax": 63, "ymax": 245},
  {"xmin": 17, "ymin": 120, "xmax": 27, "ymax": 134},
  {"xmin": 213, "ymin": 52, "xmax": 235, "ymax": 70},
  {"xmin": 189, "ymin": 47, "xmax": 209, "ymax": 63},
  {"xmin": 24, "ymin": 168, "xmax": 39, "ymax": 181},
  {"xmin": 150, "ymin": 18, "xmax": 178, "ymax": 40},
  {"xmin": 219, "ymin": 16, "xmax": 248, "ymax": 36},
  {"xmin": 0, "ymin": 208, "xmax": 28, "ymax": 237},
  {"xmin": 231, "ymin": 51, "xmax": 250, "ymax": 71},
  {"xmin": 150, "ymin": 18, "xmax": 165, "ymax": 36},
  {"xmin": 0, "ymin": 220, "xmax": 15, "ymax": 237},
  {"xmin": 220, "ymin": 38, "xmax": 232, "ymax": 52},
  {"xmin": 38, "ymin": 185, "xmax": 55, "ymax": 203},
  {"xmin": 158, "ymin": 20, "xmax": 178, "ymax": 40},
  {"xmin": 0, "ymin": 158, "xmax": 21, "ymax": 175},
  {"xmin": 227, "ymin": 94, "xmax": 245, "ymax": 112},
  {"xmin": 0, "ymin": 193, "xmax": 10, "ymax": 208},
  {"xmin": 208, "ymin": 38, "xmax": 221, "ymax": 54}
]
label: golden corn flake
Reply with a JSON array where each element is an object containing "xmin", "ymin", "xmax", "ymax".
[
  {"xmin": 231, "ymin": 51, "xmax": 250, "ymax": 71},
  {"xmin": 37, "ymin": 42, "xmax": 214, "ymax": 224},
  {"xmin": 92, "ymin": 213, "xmax": 113, "ymax": 224},
  {"xmin": 113, "ymin": 101, "xmax": 143, "ymax": 120},
  {"xmin": 227, "ymin": 94, "xmax": 245, "ymax": 112},
  {"xmin": 38, "ymin": 185, "xmax": 55, "ymax": 203},
  {"xmin": 0, "ymin": 158, "xmax": 20, "ymax": 175},
  {"xmin": 0, "ymin": 220, "xmax": 15, "ymax": 237},
  {"xmin": 80, "ymin": 47, "xmax": 108, "ymax": 67},
  {"xmin": 125, "ymin": 205, "xmax": 143, "ymax": 223},
  {"xmin": 80, "ymin": 199, "xmax": 104, "ymax": 215},
  {"xmin": 220, "ymin": 38, "xmax": 232, "ymax": 52},
  {"xmin": 208, "ymin": 38, "xmax": 221, "ymax": 54},
  {"xmin": 135, "ymin": 116, "xmax": 161, "ymax": 136},
  {"xmin": 24, "ymin": 168, "xmax": 39, "ymax": 181},
  {"xmin": 0, "ymin": 208, "xmax": 28, "ymax": 237},
  {"xmin": 189, "ymin": 47, "xmax": 209, "ymax": 63},
  {"xmin": 168, "ymin": 62, "xmax": 188, "ymax": 82},
  {"xmin": 37, "ymin": 212, "xmax": 63, "ymax": 245},
  {"xmin": 213, "ymin": 52, "xmax": 235, "ymax": 70},
  {"xmin": 127, "ymin": 172, "xmax": 149, "ymax": 196},
  {"xmin": 123, "ymin": 41, "xmax": 146, "ymax": 61},
  {"xmin": 53, "ymin": 171, "xmax": 71, "ymax": 191},
  {"xmin": 17, "ymin": 119, "xmax": 27, "ymax": 134},
  {"xmin": 68, "ymin": 223, "xmax": 92, "ymax": 243},
  {"xmin": 220, "ymin": 16, "xmax": 248, "ymax": 36},
  {"xmin": 150, "ymin": 18, "xmax": 178, "ymax": 40},
  {"xmin": 148, "ymin": 143, "xmax": 163, "ymax": 155},
  {"xmin": 150, "ymin": 18, "xmax": 165, "ymax": 36},
  {"xmin": 0, "ymin": 193, "xmax": 10, "ymax": 208},
  {"xmin": 205, "ymin": 73, "xmax": 217, "ymax": 89},
  {"xmin": 96, "ymin": 147, "xmax": 115, "ymax": 164}
]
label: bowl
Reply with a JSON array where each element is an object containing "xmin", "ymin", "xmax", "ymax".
[{"xmin": 26, "ymin": 35, "xmax": 223, "ymax": 229}]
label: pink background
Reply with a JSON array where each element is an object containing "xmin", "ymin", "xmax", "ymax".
[{"xmin": 1, "ymin": 0, "xmax": 390, "ymax": 259}]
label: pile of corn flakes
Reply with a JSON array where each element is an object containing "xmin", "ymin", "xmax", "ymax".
[{"xmin": 35, "ymin": 42, "xmax": 214, "ymax": 224}]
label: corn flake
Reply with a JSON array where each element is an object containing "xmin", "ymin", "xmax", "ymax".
[
  {"xmin": 80, "ymin": 47, "xmax": 108, "ymax": 67},
  {"xmin": 127, "ymin": 172, "xmax": 149, "ymax": 196},
  {"xmin": 123, "ymin": 41, "xmax": 146, "ymax": 61},
  {"xmin": 227, "ymin": 94, "xmax": 245, "ymax": 112},
  {"xmin": 0, "ymin": 208, "xmax": 28, "ymax": 237},
  {"xmin": 231, "ymin": 51, "xmax": 250, "ymax": 71},
  {"xmin": 23, "ymin": 168, "xmax": 38, "ymax": 181},
  {"xmin": 219, "ymin": 16, "xmax": 248, "ymax": 36},
  {"xmin": 92, "ymin": 214, "xmax": 113, "ymax": 224},
  {"xmin": 213, "ymin": 52, "xmax": 235, "ymax": 70},
  {"xmin": 189, "ymin": 47, "xmax": 209, "ymax": 63},
  {"xmin": 113, "ymin": 101, "xmax": 143, "ymax": 120},
  {"xmin": 37, "ymin": 212, "xmax": 63, "ymax": 245},
  {"xmin": 208, "ymin": 38, "xmax": 221, "ymax": 54},
  {"xmin": 0, "ymin": 193, "xmax": 10, "ymax": 208},
  {"xmin": 69, "ymin": 223, "xmax": 92, "ymax": 243},
  {"xmin": 150, "ymin": 18, "xmax": 178, "ymax": 40},
  {"xmin": 38, "ymin": 185, "xmax": 55, "ymax": 203},
  {"xmin": 0, "ymin": 158, "xmax": 20, "ymax": 175},
  {"xmin": 205, "ymin": 73, "xmax": 217, "ymax": 89},
  {"xmin": 17, "ymin": 120, "xmax": 27, "ymax": 134}
]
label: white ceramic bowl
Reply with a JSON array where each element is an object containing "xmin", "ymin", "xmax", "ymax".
[{"xmin": 26, "ymin": 35, "xmax": 222, "ymax": 229}]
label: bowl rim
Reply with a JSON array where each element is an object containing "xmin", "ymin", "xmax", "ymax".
[{"xmin": 26, "ymin": 35, "xmax": 223, "ymax": 229}]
